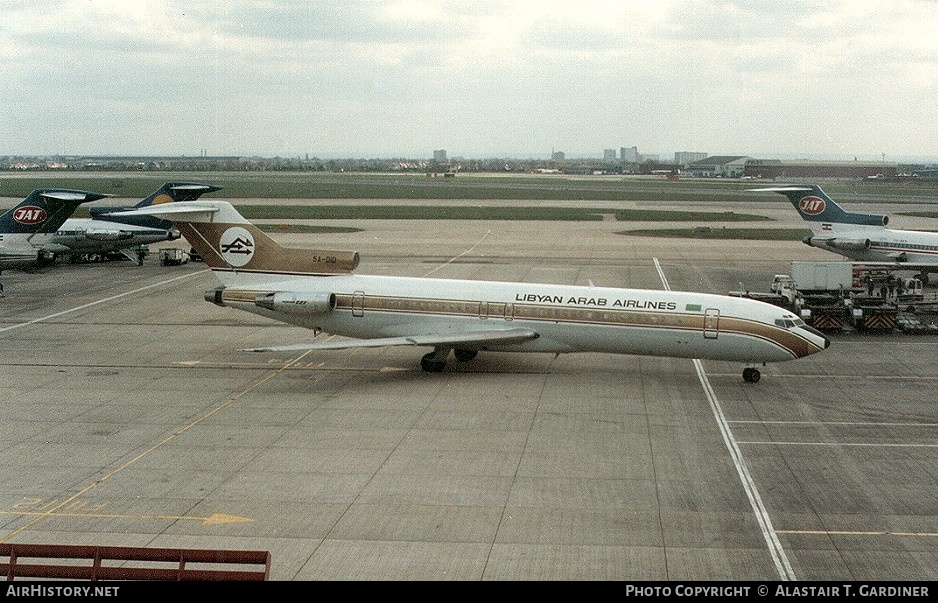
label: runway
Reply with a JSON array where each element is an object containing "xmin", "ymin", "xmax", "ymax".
[{"xmin": 1, "ymin": 209, "xmax": 937, "ymax": 581}]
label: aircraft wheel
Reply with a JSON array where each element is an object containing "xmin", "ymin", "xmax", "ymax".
[
  {"xmin": 743, "ymin": 367, "xmax": 761, "ymax": 383},
  {"xmin": 454, "ymin": 348, "xmax": 478, "ymax": 362},
  {"xmin": 421, "ymin": 352, "xmax": 446, "ymax": 373}
]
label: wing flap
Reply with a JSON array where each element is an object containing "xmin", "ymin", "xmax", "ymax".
[{"xmin": 243, "ymin": 327, "xmax": 539, "ymax": 352}]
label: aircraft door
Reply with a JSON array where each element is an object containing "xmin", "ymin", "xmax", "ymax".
[
  {"xmin": 352, "ymin": 291, "xmax": 364, "ymax": 317},
  {"xmin": 703, "ymin": 308, "xmax": 719, "ymax": 339}
]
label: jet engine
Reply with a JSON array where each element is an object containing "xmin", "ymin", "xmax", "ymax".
[
  {"xmin": 804, "ymin": 236, "xmax": 871, "ymax": 251},
  {"xmin": 83, "ymin": 229, "xmax": 134, "ymax": 241},
  {"xmin": 254, "ymin": 291, "xmax": 337, "ymax": 315}
]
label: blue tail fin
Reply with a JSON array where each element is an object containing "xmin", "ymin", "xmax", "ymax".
[
  {"xmin": 132, "ymin": 183, "xmax": 224, "ymax": 208},
  {"xmin": 753, "ymin": 184, "xmax": 888, "ymax": 227},
  {"xmin": 90, "ymin": 182, "xmax": 223, "ymax": 229},
  {"xmin": 0, "ymin": 189, "xmax": 109, "ymax": 235}
]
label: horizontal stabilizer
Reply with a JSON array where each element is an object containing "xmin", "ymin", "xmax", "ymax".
[
  {"xmin": 243, "ymin": 327, "xmax": 540, "ymax": 352},
  {"xmin": 40, "ymin": 191, "xmax": 111, "ymax": 202},
  {"xmin": 107, "ymin": 201, "xmax": 222, "ymax": 222}
]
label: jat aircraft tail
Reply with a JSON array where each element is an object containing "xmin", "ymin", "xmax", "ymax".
[
  {"xmin": 753, "ymin": 184, "xmax": 888, "ymax": 230},
  {"xmin": 1, "ymin": 189, "xmax": 109, "ymax": 236},
  {"xmin": 117, "ymin": 201, "xmax": 359, "ymax": 282}
]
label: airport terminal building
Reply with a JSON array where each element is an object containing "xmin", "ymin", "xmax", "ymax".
[{"xmin": 743, "ymin": 159, "xmax": 898, "ymax": 179}]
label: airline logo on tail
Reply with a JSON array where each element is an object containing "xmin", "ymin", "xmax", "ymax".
[
  {"xmin": 798, "ymin": 196, "xmax": 826, "ymax": 216},
  {"xmin": 219, "ymin": 227, "xmax": 255, "ymax": 267},
  {"xmin": 13, "ymin": 206, "xmax": 47, "ymax": 225}
]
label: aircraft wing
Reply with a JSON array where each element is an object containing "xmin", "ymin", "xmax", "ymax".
[{"xmin": 243, "ymin": 327, "xmax": 540, "ymax": 352}]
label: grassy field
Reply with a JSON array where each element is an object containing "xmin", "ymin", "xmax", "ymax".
[
  {"xmin": 1, "ymin": 171, "xmax": 935, "ymax": 240},
  {"xmin": 233, "ymin": 204, "xmax": 770, "ymax": 222},
  {"xmin": 2, "ymin": 170, "xmax": 937, "ymax": 203}
]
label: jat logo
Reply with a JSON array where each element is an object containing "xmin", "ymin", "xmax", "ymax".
[
  {"xmin": 12, "ymin": 206, "xmax": 47, "ymax": 225},
  {"xmin": 799, "ymin": 196, "xmax": 826, "ymax": 216}
]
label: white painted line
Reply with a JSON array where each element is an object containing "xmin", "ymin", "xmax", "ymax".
[
  {"xmin": 654, "ymin": 257, "xmax": 795, "ymax": 581},
  {"xmin": 693, "ymin": 360, "xmax": 796, "ymax": 580},
  {"xmin": 739, "ymin": 441, "xmax": 938, "ymax": 448},
  {"xmin": 422, "ymin": 230, "xmax": 491, "ymax": 277},
  {"xmin": 730, "ymin": 420, "xmax": 938, "ymax": 427},
  {"xmin": 0, "ymin": 270, "xmax": 209, "ymax": 334}
]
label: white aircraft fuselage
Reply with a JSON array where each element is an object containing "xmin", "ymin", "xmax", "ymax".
[
  {"xmin": 803, "ymin": 223, "xmax": 938, "ymax": 264},
  {"xmin": 208, "ymin": 272, "xmax": 828, "ymax": 364},
  {"xmin": 44, "ymin": 218, "xmax": 180, "ymax": 258}
]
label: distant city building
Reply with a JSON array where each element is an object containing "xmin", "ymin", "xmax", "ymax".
[
  {"xmin": 675, "ymin": 151, "xmax": 707, "ymax": 166},
  {"xmin": 433, "ymin": 149, "xmax": 447, "ymax": 162},
  {"xmin": 621, "ymin": 146, "xmax": 639, "ymax": 163},
  {"xmin": 603, "ymin": 149, "xmax": 617, "ymax": 163}
]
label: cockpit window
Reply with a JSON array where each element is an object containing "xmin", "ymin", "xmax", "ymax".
[{"xmin": 774, "ymin": 318, "xmax": 801, "ymax": 328}]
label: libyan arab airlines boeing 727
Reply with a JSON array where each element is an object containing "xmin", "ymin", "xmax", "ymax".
[
  {"xmin": 755, "ymin": 184, "xmax": 938, "ymax": 285},
  {"xmin": 118, "ymin": 194, "xmax": 830, "ymax": 382}
]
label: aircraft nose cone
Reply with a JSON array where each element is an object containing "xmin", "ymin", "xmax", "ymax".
[{"xmin": 801, "ymin": 324, "xmax": 830, "ymax": 352}]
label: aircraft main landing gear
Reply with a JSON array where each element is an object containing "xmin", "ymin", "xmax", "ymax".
[
  {"xmin": 420, "ymin": 349, "xmax": 449, "ymax": 373},
  {"xmin": 742, "ymin": 367, "xmax": 761, "ymax": 383}
]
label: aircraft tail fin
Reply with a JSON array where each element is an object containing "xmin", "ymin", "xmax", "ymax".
[
  {"xmin": 116, "ymin": 201, "xmax": 359, "ymax": 280},
  {"xmin": 91, "ymin": 182, "xmax": 224, "ymax": 230},
  {"xmin": 0, "ymin": 189, "xmax": 109, "ymax": 235},
  {"xmin": 752, "ymin": 184, "xmax": 888, "ymax": 228},
  {"xmin": 132, "ymin": 182, "xmax": 224, "ymax": 208}
]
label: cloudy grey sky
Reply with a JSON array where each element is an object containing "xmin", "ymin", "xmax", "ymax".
[{"xmin": 2, "ymin": 0, "xmax": 936, "ymax": 161}]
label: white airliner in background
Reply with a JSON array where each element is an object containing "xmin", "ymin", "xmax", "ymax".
[
  {"xmin": 1, "ymin": 188, "xmax": 109, "ymax": 282},
  {"xmin": 45, "ymin": 182, "xmax": 220, "ymax": 265},
  {"xmin": 119, "ymin": 194, "xmax": 830, "ymax": 383},
  {"xmin": 756, "ymin": 184, "xmax": 938, "ymax": 285}
]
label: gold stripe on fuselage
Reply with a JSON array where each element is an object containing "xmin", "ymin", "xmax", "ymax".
[{"xmin": 220, "ymin": 289, "xmax": 816, "ymax": 358}]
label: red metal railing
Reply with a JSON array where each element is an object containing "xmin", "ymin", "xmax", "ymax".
[{"xmin": 1, "ymin": 543, "xmax": 270, "ymax": 581}]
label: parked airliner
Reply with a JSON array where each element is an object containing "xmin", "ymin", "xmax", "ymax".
[
  {"xmin": 756, "ymin": 184, "xmax": 938, "ymax": 285},
  {"xmin": 47, "ymin": 182, "xmax": 221, "ymax": 265},
  {"xmin": 1, "ymin": 188, "xmax": 109, "ymax": 285},
  {"xmin": 121, "ymin": 196, "xmax": 830, "ymax": 382}
]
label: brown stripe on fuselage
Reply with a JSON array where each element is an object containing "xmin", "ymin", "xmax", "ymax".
[
  {"xmin": 317, "ymin": 293, "xmax": 819, "ymax": 358},
  {"xmin": 177, "ymin": 222, "xmax": 359, "ymax": 274},
  {"xmin": 718, "ymin": 316, "xmax": 818, "ymax": 358}
]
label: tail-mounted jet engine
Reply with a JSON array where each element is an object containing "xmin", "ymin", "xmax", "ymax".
[
  {"xmin": 804, "ymin": 236, "xmax": 871, "ymax": 251},
  {"xmin": 254, "ymin": 291, "xmax": 337, "ymax": 315}
]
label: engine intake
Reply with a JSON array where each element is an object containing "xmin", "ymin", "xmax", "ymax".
[{"xmin": 254, "ymin": 291, "xmax": 337, "ymax": 315}]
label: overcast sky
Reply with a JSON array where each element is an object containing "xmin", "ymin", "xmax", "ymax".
[{"xmin": 2, "ymin": 1, "xmax": 936, "ymax": 161}]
